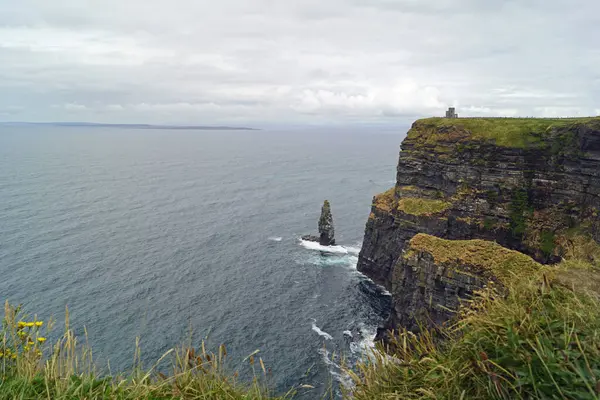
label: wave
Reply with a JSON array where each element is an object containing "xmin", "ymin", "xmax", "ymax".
[
  {"xmin": 268, "ymin": 236, "xmax": 283, "ymax": 242},
  {"xmin": 318, "ymin": 348, "xmax": 354, "ymax": 390},
  {"xmin": 344, "ymin": 245, "xmax": 361, "ymax": 255},
  {"xmin": 311, "ymin": 320, "xmax": 333, "ymax": 340},
  {"xmin": 349, "ymin": 323, "xmax": 377, "ymax": 355},
  {"xmin": 299, "ymin": 239, "xmax": 361, "ymax": 256},
  {"xmin": 299, "ymin": 239, "xmax": 350, "ymax": 254},
  {"xmin": 354, "ymin": 268, "xmax": 392, "ymax": 296}
]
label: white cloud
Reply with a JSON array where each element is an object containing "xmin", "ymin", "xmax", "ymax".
[{"xmin": 0, "ymin": 0, "xmax": 598, "ymax": 125}]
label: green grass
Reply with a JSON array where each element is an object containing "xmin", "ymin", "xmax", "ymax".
[
  {"xmin": 0, "ymin": 302, "xmax": 296, "ymax": 400},
  {"xmin": 349, "ymin": 239, "xmax": 600, "ymax": 400},
  {"xmin": 372, "ymin": 187, "xmax": 396, "ymax": 213},
  {"xmin": 408, "ymin": 116, "xmax": 600, "ymax": 148},
  {"xmin": 397, "ymin": 198, "xmax": 451, "ymax": 216}
]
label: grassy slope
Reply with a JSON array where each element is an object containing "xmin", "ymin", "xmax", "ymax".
[
  {"xmin": 409, "ymin": 116, "xmax": 600, "ymax": 148},
  {"xmin": 350, "ymin": 235, "xmax": 600, "ymax": 400}
]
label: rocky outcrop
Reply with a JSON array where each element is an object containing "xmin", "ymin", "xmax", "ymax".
[
  {"xmin": 318, "ymin": 200, "xmax": 335, "ymax": 246},
  {"xmin": 303, "ymin": 200, "xmax": 335, "ymax": 246},
  {"xmin": 357, "ymin": 117, "xmax": 600, "ymax": 334},
  {"xmin": 389, "ymin": 233, "xmax": 541, "ymax": 333}
]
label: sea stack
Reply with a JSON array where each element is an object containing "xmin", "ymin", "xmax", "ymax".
[
  {"xmin": 318, "ymin": 200, "xmax": 335, "ymax": 246},
  {"xmin": 303, "ymin": 200, "xmax": 336, "ymax": 246}
]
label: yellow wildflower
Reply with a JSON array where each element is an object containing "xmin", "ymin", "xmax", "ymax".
[
  {"xmin": 24, "ymin": 346, "xmax": 30, "ymax": 352},
  {"xmin": 35, "ymin": 321, "xmax": 43, "ymax": 327},
  {"xmin": 37, "ymin": 337, "xmax": 47, "ymax": 343},
  {"xmin": 11, "ymin": 354, "xmax": 16, "ymax": 359},
  {"xmin": 18, "ymin": 330, "xmax": 27, "ymax": 337},
  {"xmin": 25, "ymin": 322, "xmax": 35, "ymax": 328},
  {"xmin": 17, "ymin": 321, "xmax": 26, "ymax": 329}
]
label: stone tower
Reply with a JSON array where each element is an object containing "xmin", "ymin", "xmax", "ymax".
[{"xmin": 445, "ymin": 107, "xmax": 458, "ymax": 118}]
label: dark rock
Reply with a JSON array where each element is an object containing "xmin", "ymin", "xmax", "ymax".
[
  {"xmin": 374, "ymin": 234, "xmax": 542, "ymax": 343},
  {"xmin": 301, "ymin": 234, "xmax": 320, "ymax": 242},
  {"xmin": 303, "ymin": 200, "xmax": 336, "ymax": 246},
  {"xmin": 318, "ymin": 200, "xmax": 335, "ymax": 246}
]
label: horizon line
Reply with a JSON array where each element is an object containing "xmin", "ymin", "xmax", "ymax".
[{"xmin": 0, "ymin": 121, "xmax": 259, "ymax": 130}]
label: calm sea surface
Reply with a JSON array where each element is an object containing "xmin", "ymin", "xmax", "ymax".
[{"xmin": 0, "ymin": 126, "xmax": 403, "ymax": 398}]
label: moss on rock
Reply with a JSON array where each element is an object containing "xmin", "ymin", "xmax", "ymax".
[
  {"xmin": 397, "ymin": 197, "xmax": 451, "ymax": 216},
  {"xmin": 372, "ymin": 187, "xmax": 395, "ymax": 212},
  {"xmin": 406, "ymin": 233, "xmax": 542, "ymax": 283}
]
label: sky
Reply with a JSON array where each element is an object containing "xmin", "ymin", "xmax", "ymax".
[{"xmin": 0, "ymin": 0, "xmax": 599, "ymax": 126}]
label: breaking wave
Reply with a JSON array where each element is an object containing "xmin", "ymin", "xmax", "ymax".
[
  {"xmin": 349, "ymin": 323, "xmax": 377, "ymax": 355},
  {"xmin": 311, "ymin": 320, "xmax": 333, "ymax": 340},
  {"xmin": 318, "ymin": 348, "xmax": 354, "ymax": 390},
  {"xmin": 299, "ymin": 239, "xmax": 351, "ymax": 254}
]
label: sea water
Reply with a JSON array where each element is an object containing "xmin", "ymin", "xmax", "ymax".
[{"xmin": 0, "ymin": 126, "xmax": 403, "ymax": 398}]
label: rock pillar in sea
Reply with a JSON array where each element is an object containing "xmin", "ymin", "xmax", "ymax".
[{"xmin": 318, "ymin": 200, "xmax": 335, "ymax": 246}]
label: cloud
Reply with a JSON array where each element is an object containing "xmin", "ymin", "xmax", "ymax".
[{"xmin": 0, "ymin": 0, "xmax": 598, "ymax": 125}]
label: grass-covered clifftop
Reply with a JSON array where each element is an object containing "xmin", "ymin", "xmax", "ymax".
[
  {"xmin": 409, "ymin": 116, "xmax": 600, "ymax": 148},
  {"xmin": 406, "ymin": 234, "xmax": 541, "ymax": 282}
]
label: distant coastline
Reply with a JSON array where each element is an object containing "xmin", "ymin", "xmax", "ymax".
[{"xmin": 0, "ymin": 121, "xmax": 258, "ymax": 130}]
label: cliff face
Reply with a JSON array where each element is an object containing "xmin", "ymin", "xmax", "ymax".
[
  {"xmin": 390, "ymin": 233, "xmax": 541, "ymax": 332},
  {"xmin": 358, "ymin": 117, "xmax": 600, "ymax": 332}
]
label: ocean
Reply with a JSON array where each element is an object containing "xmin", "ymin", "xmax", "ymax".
[{"xmin": 0, "ymin": 126, "xmax": 403, "ymax": 398}]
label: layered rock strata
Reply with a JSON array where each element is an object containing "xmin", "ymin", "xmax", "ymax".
[
  {"xmin": 357, "ymin": 117, "xmax": 600, "ymax": 333},
  {"xmin": 390, "ymin": 233, "xmax": 541, "ymax": 332}
]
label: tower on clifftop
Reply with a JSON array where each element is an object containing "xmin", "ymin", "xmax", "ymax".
[{"xmin": 445, "ymin": 107, "xmax": 458, "ymax": 118}]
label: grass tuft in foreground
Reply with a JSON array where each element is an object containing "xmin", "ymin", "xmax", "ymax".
[{"xmin": 0, "ymin": 301, "xmax": 293, "ymax": 399}]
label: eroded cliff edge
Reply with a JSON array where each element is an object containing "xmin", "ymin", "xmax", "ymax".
[{"xmin": 357, "ymin": 116, "xmax": 600, "ymax": 333}]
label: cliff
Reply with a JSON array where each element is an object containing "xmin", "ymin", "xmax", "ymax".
[
  {"xmin": 390, "ymin": 233, "xmax": 541, "ymax": 332},
  {"xmin": 357, "ymin": 116, "xmax": 600, "ymax": 333}
]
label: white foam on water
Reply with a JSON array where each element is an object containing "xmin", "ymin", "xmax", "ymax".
[
  {"xmin": 343, "ymin": 330, "xmax": 353, "ymax": 338},
  {"xmin": 347, "ymin": 255, "xmax": 359, "ymax": 268},
  {"xmin": 344, "ymin": 245, "xmax": 361, "ymax": 255},
  {"xmin": 349, "ymin": 324, "xmax": 378, "ymax": 355},
  {"xmin": 311, "ymin": 320, "xmax": 333, "ymax": 340},
  {"xmin": 350, "ymin": 265, "xmax": 393, "ymax": 296},
  {"xmin": 299, "ymin": 239, "xmax": 349, "ymax": 254},
  {"xmin": 268, "ymin": 236, "xmax": 283, "ymax": 242},
  {"xmin": 317, "ymin": 348, "xmax": 354, "ymax": 390},
  {"xmin": 301, "ymin": 254, "xmax": 354, "ymax": 267}
]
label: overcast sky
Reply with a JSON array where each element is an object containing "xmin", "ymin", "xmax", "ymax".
[{"xmin": 0, "ymin": 0, "xmax": 599, "ymax": 126}]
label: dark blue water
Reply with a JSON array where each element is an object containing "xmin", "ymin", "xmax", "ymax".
[{"xmin": 0, "ymin": 126, "xmax": 402, "ymax": 397}]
